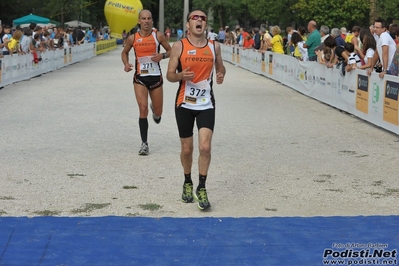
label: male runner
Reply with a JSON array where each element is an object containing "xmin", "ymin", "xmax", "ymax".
[
  {"xmin": 121, "ymin": 9, "xmax": 171, "ymax": 155},
  {"xmin": 166, "ymin": 10, "xmax": 226, "ymax": 210}
]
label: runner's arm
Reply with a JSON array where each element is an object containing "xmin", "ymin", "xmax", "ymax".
[
  {"xmin": 121, "ymin": 35, "xmax": 134, "ymax": 72},
  {"xmin": 214, "ymin": 41, "xmax": 226, "ymax": 84},
  {"xmin": 166, "ymin": 41, "xmax": 194, "ymax": 82}
]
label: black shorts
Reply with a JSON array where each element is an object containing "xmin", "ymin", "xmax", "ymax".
[
  {"xmin": 175, "ymin": 107, "xmax": 215, "ymax": 138},
  {"xmin": 133, "ymin": 74, "xmax": 163, "ymax": 90}
]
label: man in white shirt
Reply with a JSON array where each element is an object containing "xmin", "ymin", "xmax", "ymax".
[
  {"xmin": 207, "ymin": 29, "xmax": 218, "ymax": 40},
  {"xmin": 367, "ymin": 18, "xmax": 397, "ymax": 78}
]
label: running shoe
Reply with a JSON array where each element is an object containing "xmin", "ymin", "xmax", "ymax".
[
  {"xmin": 182, "ymin": 183, "xmax": 194, "ymax": 203},
  {"xmin": 138, "ymin": 142, "xmax": 149, "ymax": 155},
  {"xmin": 150, "ymin": 103, "xmax": 161, "ymax": 124},
  {"xmin": 193, "ymin": 188, "xmax": 211, "ymax": 210}
]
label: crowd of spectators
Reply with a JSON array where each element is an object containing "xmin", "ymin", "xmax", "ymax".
[
  {"xmin": 0, "ymin": 22, "xmax": 110, "ymax": 58},
  {"xmin": 214, "ymin": 18, "xmax": 399, "ymax": 77}
]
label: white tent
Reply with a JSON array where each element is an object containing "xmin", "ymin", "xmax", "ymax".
[
  {"xmin": 65, "ymin": 20, "xmax": 92, "ymax": 28},
  {"xmin": 17, "ymin": 23, "xmax": 56, "ymax": 28}
]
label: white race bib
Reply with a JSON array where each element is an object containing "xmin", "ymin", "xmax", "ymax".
[
  {"xmin": 138, "ymin": 56, "xmax": 160, "ymax": 76},
  {"xmin": 184, "ymin": 80, "xmax": 211, "ymax": 105}
]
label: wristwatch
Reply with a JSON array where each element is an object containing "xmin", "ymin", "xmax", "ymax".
[{"xmin": 162, "ymin": 53, "xmax": 167, "ymax": 59}]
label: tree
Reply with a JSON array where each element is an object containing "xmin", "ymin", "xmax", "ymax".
[{"xmin": 292, "ymin": 0, "xmax": 370, "ymax": 29}]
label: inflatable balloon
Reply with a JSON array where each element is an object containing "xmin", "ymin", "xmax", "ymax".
[{"xmin": 104, "ymin": 0, "xmax": 143, "ymax": 39}]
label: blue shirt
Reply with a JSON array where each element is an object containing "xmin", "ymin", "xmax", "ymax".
[
  {"xmin": 335, "ymin": 36, "xmax": 345, "ymax": 48},
  {"xmin": 218, "ymin": 31, "xmax": 226, "ymax": 40}
]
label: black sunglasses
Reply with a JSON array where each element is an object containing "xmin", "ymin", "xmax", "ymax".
[{"xmin": 190, "ymin": 15, "xmax": 207, "ymax": 21}]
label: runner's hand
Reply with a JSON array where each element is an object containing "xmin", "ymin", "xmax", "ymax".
[
  {"xmin": 216, "ymin": 72, "xmax": 224, "ymax": 84},
  {"xmin": 150, "ymin": 53, "xmax": 162, "ymax": 62},
  {"xmin": 180, "ymin": 67, "xmax": 195, "ymax": 81},
  {"xmin": 124, "ymin": 63, "xmax": 133, "ymax": 72}
]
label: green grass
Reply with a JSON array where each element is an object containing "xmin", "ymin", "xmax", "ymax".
[
  {"xmin": 33, "ymin": 210, "xmax": 61, "ymax": 216},
  {"xmin": 123, "ymin": 186, "xmax": 138, "ymax": 189},
  {"xmin": 138, "ymin": 203, "xmax": 162, "ymax": 211},
  {"xmin": 0, "ymin": 196, "xmax": 15, "ymax": 200},
  {"xmin": 71, "ymin": 203, "xmax": 111, "ymax": 214}
]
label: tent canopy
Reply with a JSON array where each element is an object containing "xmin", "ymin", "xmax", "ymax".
[
  {"xmin": 65, "ymin": 20, "xmax": 92, "ymax": 28},
  {"xmin": 13, "ymin": 13, "xmax": 50, "ymax": 26}
]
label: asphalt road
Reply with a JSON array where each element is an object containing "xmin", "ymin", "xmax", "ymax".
[{"xmin": 1, "ymin": 45, "xmax": 398, "ymax": 218}]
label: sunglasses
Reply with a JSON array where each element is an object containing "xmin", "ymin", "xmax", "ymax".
[{"xmin": 190, "ymin": 15, "xmax": 207, "ymax": 21}]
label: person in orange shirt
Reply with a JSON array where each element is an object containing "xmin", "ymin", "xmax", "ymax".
[
  {"xmin": 167, "ymin": 9, "xmax": 226, "ymax": 211},
  {"xmin": 121, "ymin": 10, "xmax": 172, "ymax": 155}
]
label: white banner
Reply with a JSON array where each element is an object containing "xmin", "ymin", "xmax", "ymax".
[
  {"xmin": 0, "ymin": 43, "xmax": 96, "ymax": 88},
  {"xmin": 221, "ymin": 44, "xmax": 399, "ymax": 135}
]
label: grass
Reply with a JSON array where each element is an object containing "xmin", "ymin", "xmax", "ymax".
[
  {"xmin": 0, "ymin": 196, "xmax": 15, "ymax": 200},
  {"xmin": 325, "ymin": 189, "xmax": 343, "ymax": 193},
  {"xmin": 138, "ymin": 203, "xmax": 162, "ymax": 211},
  {"xmin": 123, "ymin": 186, "xmax": 138, "ymax": 189},
  {"xmin": 71, "ymin": 203, "xmax": 111, "ymax": 214},
  {"xmin": 33, "ymin": 210, "xmax": 61, "ymax": 216},
  {"xmin": 67, "ymin": 173, "xmax": 86, "ymax": 178}
]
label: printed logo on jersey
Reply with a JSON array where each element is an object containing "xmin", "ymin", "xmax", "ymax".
[
  {"xmin": 203, "ymin": 50, "xmax": 211, "ymax": 55},
  {"xmin": 136, "ymin": 38, "xmax": 143, "ymax": 43},
  {"xmin": 188, "ymin": 50, "xmax": 197, "ymax": 55}
]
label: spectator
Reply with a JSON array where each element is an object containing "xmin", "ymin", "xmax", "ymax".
[
  {"xmin": 19, "ymin": 28, "xmax": 33, "ymax": 54},
  {"xmin": 344, "ymin": 42, "xmax": 361, "ymax": 72},
  {"xmin": 340, "ymin": 27, "xmax": 347, "ymax": 40},
  {"xmin": 165, "ymin": 27, "xmax": 171, "ymax": 42},
  {"xmin": 88, "ymin": 28, "xmax": 97, "ymax": 43},
  {"xmin": 314, "ymin": 25, "xmax": 330, "ymax": 52},
  {"xmin": 388, "ymin": 29, "xmax": 399, "ymax": 76},
  {"xmin": 239, "ymin": 27, "xmax": 249, "ymax": 47},
  {"xmin": 103, "ymin": 29, "xmax": 109, "ymax": 40},
  {"xmin": 369, "ymin": 25, "xmax": 375, "ymax": 36},
  {"xmin": 218, "ymin": 27, "xmax": 226, "ymax": 43},
  {"xmin": 367, "ymin": 18, "xmax": 397, "ymax": 78},
  {"xmin": 225, "ymin": 27, "xmax": 236, "ymax": 45},
  {"xmin": 323, "ymin": 35, "xmax": 348, "ymax": 74},
  {"xmin": 243, "ymin": 31, "xmax": 254, "ymax": 49},
  {"xmin": 316, "ymin": 45, "xmax": 333, "ymax": 65},
  {"xmin": 297, "ymin": 26, "xmax": 307, "ymax": 41},
  {"xmin": 286, "ymin": 26, "xmax": 295, "ymax": 55},
  {"xmin": 7, "ymin": 30, "xmax": 23, "ymax": 56},
  {"xmin": 75, "ymin": 26, "xmax": 85, "ymax": 45},
  {"xmin": 350, "ymin": 26, "xmax": 361, "ymax": 49},
  {"xmin": 291, "ymin": 31, "xmax": 308, "ymax": 61},
  {"xmin": 235, "ymin": 27, "xmax": 242, "ymax": 46},
  {"xmin": 1, "ymin": 25, "xmax": 12, "ymax": 55},
  {"xmin": 177, "ymin": 29, "xmax": 183, "ymax": 40},
  {"xmin": 207, "ymin": 29, "xmax": 218, "ymax": 41},
  {"xmin": 265, "ymin": 26, "xmax": 284, "ymax": 54},
  {"xmin": 331, "ymin": 28, "xmax": 345, "ymax": 47},
  {"xmin": 303, "ymin": 20, "xmax": 321, "ymax": 61},
  {"xmin": 357, "ymin": 32, "xmax": 376, "ymax": 70},
  {"xmin": 389, "ymin": 24, "xmax": 399, "ymax": 44},
  {"xmin": 252, "ymin": 27, "xmax": 261, "ymax": 50}
]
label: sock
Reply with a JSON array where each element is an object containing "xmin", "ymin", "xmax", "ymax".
[
  {"xmin": 139, "ymin": 118, "xmax": 148, "ymax": 143},
  {"xmin": 184, "ymin": 173, "xmax": 192, "ymax": 184},
  {"xmin": 197, "ymin": 174, "xmax": 207, "ymax": 190}
]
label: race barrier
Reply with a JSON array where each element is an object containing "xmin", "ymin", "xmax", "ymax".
[
  {"xmin": 221, "ymin": 45, "xmax": 399, "ymax": 135},
  {"xmin": 0, "ymin": 40, "xmax": 117, "ymax": 88},
  {"xmin": 96, "ymin": 39, "xmax": 117, "ymax": 55}
]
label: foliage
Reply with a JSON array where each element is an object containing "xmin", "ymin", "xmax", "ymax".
[
  {"xmin": 0, "ymin": 0, "xmax": 394, "ymax": 32},
  {"xmin": 292, "ymin": 0, "xmax": 370, "ymax": 28}
]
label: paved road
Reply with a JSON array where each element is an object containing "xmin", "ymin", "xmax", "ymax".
[{"xmin": 1, "ymin": 45, "xmax": 398, "ymax": 218}]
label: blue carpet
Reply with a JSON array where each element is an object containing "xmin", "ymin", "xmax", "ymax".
[{"xmin": 0, "ymin": 216, "xmax": 398, "ymax": 265}]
